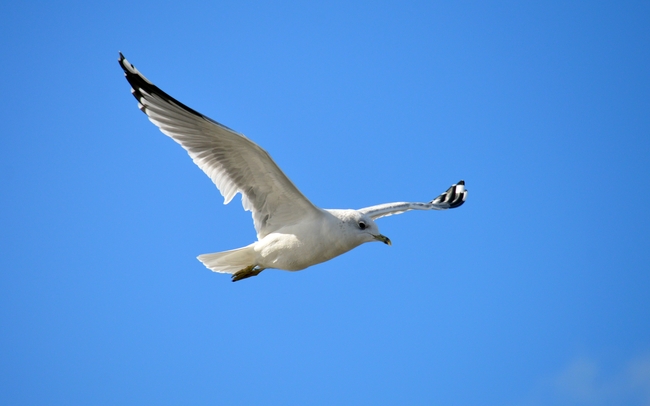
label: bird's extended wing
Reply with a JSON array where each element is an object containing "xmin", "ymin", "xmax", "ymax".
[
  {"xmin": 118, "ymin": 53, "xmax": 320, "ymax": 238},
  {"xmin": 359, "ymin": 180, "xmax": 467, "ymax": 220}
]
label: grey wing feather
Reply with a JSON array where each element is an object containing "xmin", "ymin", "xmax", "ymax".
[
  {"xmin": 118, "ymin": 53, "xmax": 320, "ymax": 238},
  {"xmin": 359, "ymin": 180, "xmax": 467, "ymax": 220}
]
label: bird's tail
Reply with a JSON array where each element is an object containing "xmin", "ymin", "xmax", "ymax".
[{"xmin": 197, "ymin": 244, "xmax": 256, "ymax": 274}]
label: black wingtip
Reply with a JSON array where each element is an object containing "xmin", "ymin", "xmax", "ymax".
[
  {"xmin": 118, "ymin": 52, "xmax": 128, "ymax": 68},
  {"xmin": 117, "ymin": 54, "xmax": 242, "ymax": 133},
  {"xmin": 430, "ymin": 180, "xmax": 468, "ymax": 209},
  {"xmin": 117, "ymin": 52, "xmax": 132, "ymax": 75},
  {"xmin": 448, "ymin": 180, "xmax": 467, "ymax": 208}
]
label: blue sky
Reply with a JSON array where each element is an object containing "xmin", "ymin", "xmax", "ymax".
[{"xmin": 1, "ymin": 1, "xmax": 649, "ymax": 405}]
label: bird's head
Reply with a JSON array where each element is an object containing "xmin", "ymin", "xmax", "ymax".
[{"xmin": 336, "ymin": 210, "xmax": 391, "ymax": 246}]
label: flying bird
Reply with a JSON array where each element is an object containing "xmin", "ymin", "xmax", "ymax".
[{"xmin": 118, "ymin": 53, "xmax": 467, "ymax": 282}]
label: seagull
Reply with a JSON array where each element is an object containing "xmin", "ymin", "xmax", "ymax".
[{"xmin": 118, "ymin": 53, "xmax": 467, "ymax": 282}]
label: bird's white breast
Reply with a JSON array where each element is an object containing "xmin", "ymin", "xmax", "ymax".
[{"xmin": 253, "ymin": 212, "xmax": 362, "ymax": 271}]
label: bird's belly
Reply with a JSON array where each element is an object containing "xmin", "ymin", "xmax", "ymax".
[{"xmin": 254, "ymin": 232, "xmax": 345, "ymax": 271}]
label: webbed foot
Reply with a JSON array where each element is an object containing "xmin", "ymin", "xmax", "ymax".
[{"xmin": 232, "ymin": 265, "xmax": 264, "ymax": 282}]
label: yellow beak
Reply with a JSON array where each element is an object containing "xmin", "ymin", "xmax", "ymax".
[{"xmin": 373, "ymin": 234, "xmax": 392, "ymax": 245}]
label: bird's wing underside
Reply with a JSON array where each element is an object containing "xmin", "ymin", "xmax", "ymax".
[
  {"xmin": 118, "ymin": 53, "xmax": 320, "ymax": 238},
  {"xmin": 359, "ymin": 180, "xmax": 467, "ymax": 220}
]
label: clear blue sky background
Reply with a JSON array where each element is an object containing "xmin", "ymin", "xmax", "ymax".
[{"xmin": 1, "ymin": 1, "xmax": 649, "ymax": 405}]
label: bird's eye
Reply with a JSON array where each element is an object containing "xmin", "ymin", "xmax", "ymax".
[{"xmin": 358, "ymin": 221, "xmax": 366, "ymax": 230}]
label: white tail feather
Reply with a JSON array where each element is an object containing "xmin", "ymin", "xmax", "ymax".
[{"xmin": 197, "ymin": 244, "xmax": 256, "ymax": 274}]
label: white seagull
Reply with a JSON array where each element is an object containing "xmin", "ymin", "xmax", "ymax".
[{"xmin": 118, "ymin": 53, "xmax": 467, "ymax": 282}]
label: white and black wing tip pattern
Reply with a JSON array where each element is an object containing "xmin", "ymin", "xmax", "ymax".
[
  {"xmin": 358, "ymin": 180, "xmax": 467, "ymax": 220},
  {"xmin": 117, "ymin": 52, "xmax": 235, "ymax": 132},
  {"xmin": 430, "ymin": 180, "xmax": 467, "ymax": 209},
  {"xmin": 117, "ymin": 52, "xmax": 321, "ymax": 239}
]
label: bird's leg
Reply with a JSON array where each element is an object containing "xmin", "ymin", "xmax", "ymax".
[{"xmin": 232, "ymin": 265, "xmax": 265, "ymax": 282}]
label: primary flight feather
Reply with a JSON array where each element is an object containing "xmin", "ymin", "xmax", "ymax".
[{"xmin": 118, "ymin": 53, "xmax": 467, "ymax": 282}]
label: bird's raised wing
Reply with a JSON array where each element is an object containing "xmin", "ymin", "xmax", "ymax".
[
  {"xmin": 359, "ymin": 180, "xmax": 467, "ymax": 220},
  {"xmin": 118, "ymin": 53, "xmax": 321, "ymax": 238}
]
